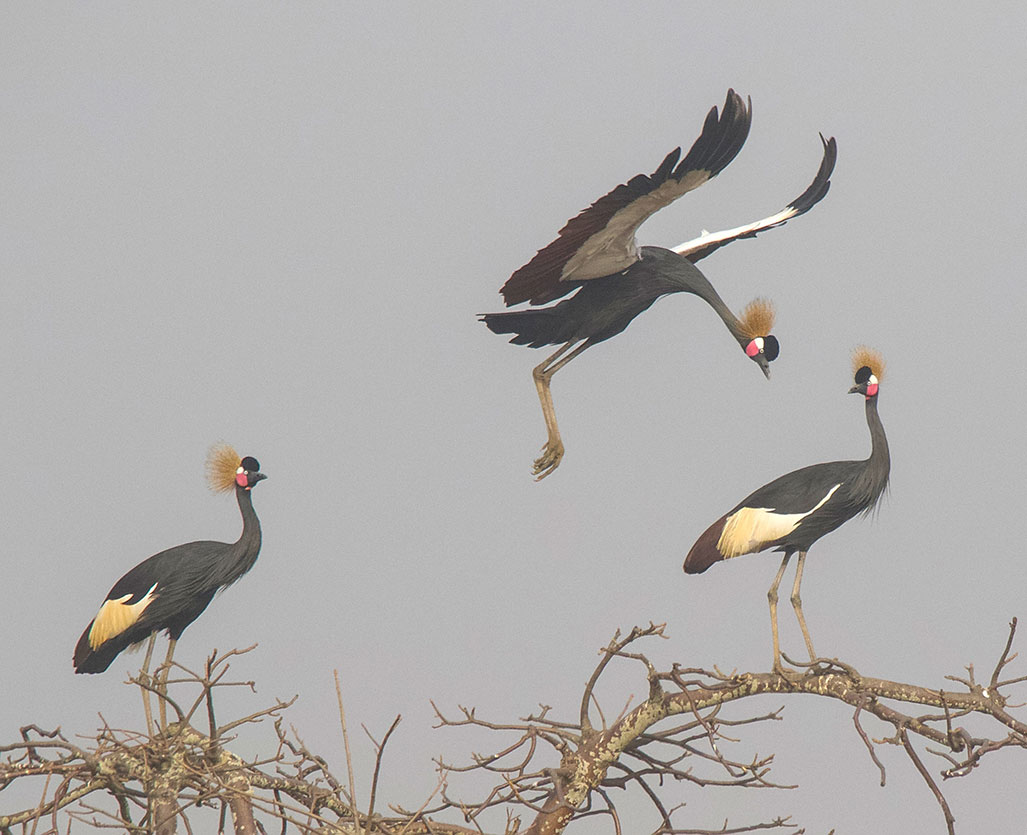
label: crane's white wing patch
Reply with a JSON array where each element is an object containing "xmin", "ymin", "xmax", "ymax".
[
  {"xmin": 88, "ymin": 583, "xmax": 158, "ymax": 649},
  {"xmin": 717, "ymin": 484, "xmax": 841, "ymax": 558},
  {"xmin": 672, "ymin": 206, "xmax": 799, "ymax": 257}
]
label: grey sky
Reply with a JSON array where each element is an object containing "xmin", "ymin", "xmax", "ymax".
[{"xmin": 3, "ymin": 3, "xmax": 1026, "ymax": 832}]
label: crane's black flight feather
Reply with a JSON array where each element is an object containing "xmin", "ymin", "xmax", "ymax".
[
  {"xmin": 680, "ymin": 134, "xmax": 837, "ymax": 264},
  {"xmin": 500, "ymin": 90, "xmax": 752, "ymax": 307}
]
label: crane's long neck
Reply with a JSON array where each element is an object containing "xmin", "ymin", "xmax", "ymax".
[
  {"xmin": 641, "ymin": 249, "xmax": 750, "ymax": 347},
  {"xmin": 213, "ymin": 486, "xmax": 263, "ymax": 587},
  {"xmin": 674, "ymin": 265, "xmax": 750, "ymax": 347},
  {"xmin": 856, "ymin": 395, "xmax": 890, "ymax": 511}
]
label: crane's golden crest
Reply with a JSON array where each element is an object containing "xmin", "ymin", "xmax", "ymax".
[
  {"xmin": 852, "ymin": 346, "xmax": 885, "ymax": 381},
  {"xmin": 206, "ymin": 443, "xmax": 242, "ymax": 493},
  {"xmin": 738, "ymin": 298, "xmax": 775, "ymax": 338}
]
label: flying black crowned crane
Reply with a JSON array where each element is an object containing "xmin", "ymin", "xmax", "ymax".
[
  {"xmin": 481, "ymin": 89, "xmax": 837, "ymax": 479},
  {"xmin": 684, "ymin": 348, "xmax": 889, "ymax": 672},
  {"xmin": 73, "ymin": 444, "xmax": 267, "ymax": 679}
]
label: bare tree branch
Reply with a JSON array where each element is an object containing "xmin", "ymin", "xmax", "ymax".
[
  {"xmin": 0, "ymin": 649, "xmax": 466, "ymax": 835},
  {"xmin": 3, "ymin": 623, "xmax": 1025, "ymax": 835},
  {"xmin": 431, "ymin": 622, "xmax": 1027, "ymax": 835}
]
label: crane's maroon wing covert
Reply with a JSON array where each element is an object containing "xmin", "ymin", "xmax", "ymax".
[{"xmin": 499, "ymin": 89, "xmax": 752, "ymax": 307}]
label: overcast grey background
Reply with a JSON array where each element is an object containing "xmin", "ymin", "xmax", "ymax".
[{"xmin": 3, "ymin": 3, "xmax": 1026, "ymax": 832}]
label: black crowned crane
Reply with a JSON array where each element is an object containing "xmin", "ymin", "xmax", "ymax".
[
  {"xmin": 73, "ymin": 444, "xmax": 266, "ymax": 691},
  {"xmin": 482, "ymin": 90, "xmax": 836, "ymax": 479},
  {"xmin": 684, "ymin": 348, "xmax": 889, "ymax": 672}
]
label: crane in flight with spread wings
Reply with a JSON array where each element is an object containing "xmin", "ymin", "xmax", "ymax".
[{"xmin": 482, "ymin": 90, "xmax": 836, "ymax": 480}]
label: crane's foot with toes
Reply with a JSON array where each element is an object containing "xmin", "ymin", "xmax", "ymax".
[
  {"xmin": 533, "ymin": 439, "xmax": 565, "ymax": 480},
  {"xmin": 779, "ymin": 651, "xmax": 855, "ymax": 678}
]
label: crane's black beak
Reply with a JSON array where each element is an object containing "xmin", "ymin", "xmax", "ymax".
[
  {"xmin": 746, "ymin": 339, "xmax": 774, "ymax": 379},
  {"xmin": 250, "ymin": 472, "xmax": 268, "ymax": 487},
  {"xmin": 848, "ymin": 384, "xmax": 862, "ymax": 395}
]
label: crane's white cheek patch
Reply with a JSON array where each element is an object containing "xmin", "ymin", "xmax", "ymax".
[
  {"xmin": 745, "ymin": 338, "xmax": 762, "ymax": 357},
  {"xmin": 88, "ymin": 583, "xmax": 158, "ymax": 649},
  {"xmin": 716, "ymin": 484, "xmax": 842, "ymax": 558}
]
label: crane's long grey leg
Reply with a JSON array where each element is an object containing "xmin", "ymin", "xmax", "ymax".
[
  {"xmin": 140, "ymin": 634, "xmax": 156, "ymax": 736},
  {"xmin": 790, "ymin": 551, "xmax": 817, "ymax": 664},
  {"xmin": 531, "ymin": 339, "xmax": 590, "ymax": 480},
  {"xmin": 157, "ymin": 638, "xmax": 177, "ymax": 730},
  {"xmin": 767, "ymin": 553, "xmax": 792, "ymax": 673}
]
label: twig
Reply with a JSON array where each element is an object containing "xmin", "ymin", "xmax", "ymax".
[
  {"xmin": 579, "ymin": 624, "xmax": 665, "ymax": 732},
  {"xmin": 899, "ymin": 728, "xmax": 955, "ymax": 835},
  {"xmin": 366, "ymin": 714, "xmax": 402, "ymax": 825},
  {"xmin": 334, "ymin": 670, "xmax": 361, "ymax": 835},
  {"xmin": 852, "ymin": 697, "xmax": 886, "ymax": 786},
  {"xmin": 989, "ymin": 618, "xmax": 1019, "ymax": 690},
  {"xmin": 396, "ymin": 769, "xmax": 449, "ymax": 835},
  {"xmin": 662, "ymin": 816, "xmax": 798, "ymax": 834}
]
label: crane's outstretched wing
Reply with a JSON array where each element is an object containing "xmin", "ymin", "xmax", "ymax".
[
  {"xmin": 499, "ymin": 90, "xmax": 752, "ymax": 308},
  {"xmin": 673, "ymin": 134, "xmax": 837, "ymax": 264}
]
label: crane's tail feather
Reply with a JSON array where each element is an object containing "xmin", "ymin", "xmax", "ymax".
[
  {"xmin": 73, "ymin": 622, "xmax": 135, "ymax": 674},
  {"xmin": 479, "ymin": 309, "xmax": 573, "ymax": 348},
  {"xmin": 683, "ymin": 515, "xmax": 728, "ymax": 574}
]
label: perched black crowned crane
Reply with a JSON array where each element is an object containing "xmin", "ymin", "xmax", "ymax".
[
  {"xmin": 73, "ymin": 444, "xmax": 267, "ymax": 679},
  {"xmin": 481, "ymin": 89, "xmax": 837, "ymax": 479},
  {"xmin": 684, "ymin": 348, "xmax": 889, "ymax": 672}
]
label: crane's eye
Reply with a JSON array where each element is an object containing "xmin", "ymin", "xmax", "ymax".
[
  {"xmin": 854, "ymin": 365, "xmax": 872, "ymax": 385},
  {"xmin": 762, "ymin": 335, "xmax": 780, "ymax": 362}
]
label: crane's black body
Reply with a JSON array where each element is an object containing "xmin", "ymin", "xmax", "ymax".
[
  {"xmin": 483, "ymin": 246, "xmax": 761, "ymax": 353},
  {"xmin": 481, "ymin": 89, "xmax": 837, "ymax": 478},
  {"xmin": 73, "ymin": 455, "xmax": 265, "ymax": 675},
  {"xmin": 684, "ymin": 357, "xmax": 889, "ymax": 669},
  {"xmin": 685, "ymin": 377, "xmax": 889, "ymax": 573},
  {"xmin": 728, "ymin": 455, "xmax": 884, "ymax": 553}
]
